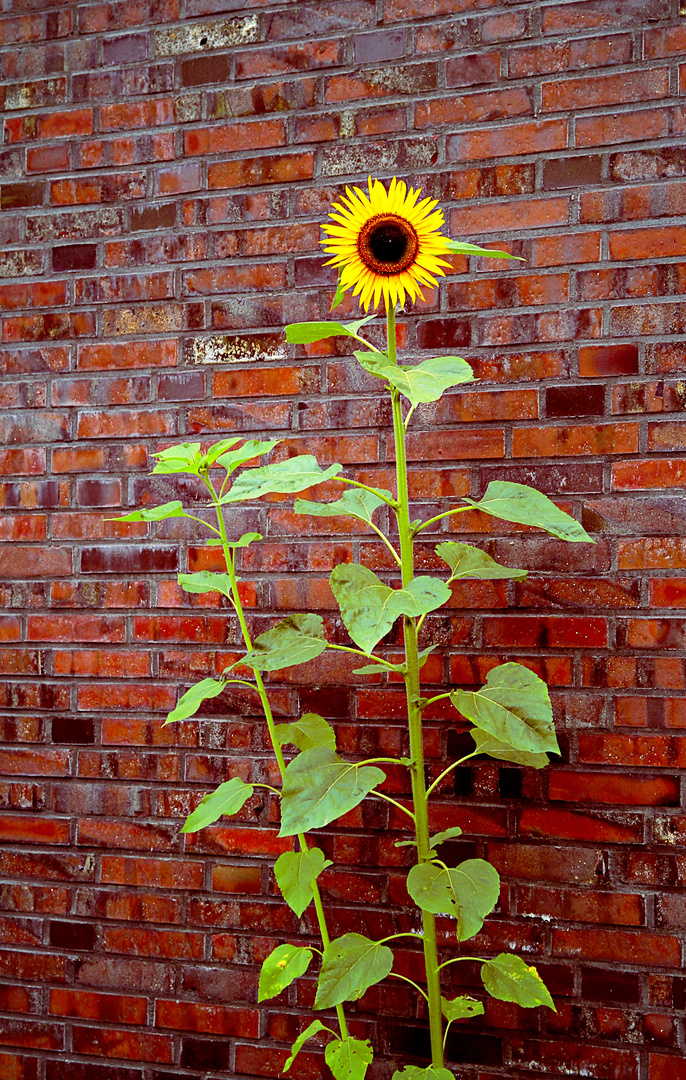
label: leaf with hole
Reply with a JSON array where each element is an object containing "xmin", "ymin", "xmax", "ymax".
[
  {"xmin": 441, "ymin": 995, "xmax": 485, "ymax": 1022},
  {"xmin": 283, "ymin": 1019, "xmax": 326, "ymax": 1073},
  {"xmin": 280, "ymin": 748, "xmax": 385, "ymax": 837},
  {"xmin": 115, "ymin": 500, "xmax": 187, "ymax": 523},
  {"xmin": 221, "ymin": 455, "xmax": 343, "ymax": 505},
  {"xmin": 177, "ymin": 572, "xmax": 233, "ymax": 598},
  {"xmin": 274, "ymin": 848, "xmax": 332, "ymax": 919},
  {"xmin": 481, "ymin": 953, "xmax": 556, "ymax": 1010},
  {"xmin": 181, "ymin": 776, "xmax": 254, "ymax": 833},
  {"xmin": 258, "ymin": 943, "xmax": 313, "ymax": 1003},
  {"xmin": 470, "ymin": 729, "xmax": 550, "ymax": 770},
  {"xmin": 285, "ymin": 315, "xmax": 376, "ymax": 344},
  {"xmin": 436, "ymin": 542, "xmax": 526, "ymax": 581},
  {"xmin": 276, "ymin": 712, "xmax": 336, "ymax": 752},
  {"xmin": 451, "ymin": 662, "xmax": 558, "ymax": 756},
  {"xmin": 315, "ymin": 933, "xmax": 394, "ymax": 1009},
  {"xmin": 406, "ymin": 858, "xmax": 500, "ymax": 940},
  {"xmin": 294, "ymin": 487, "xmax": 393, "ymax": 525},
  {"xmin": 165, "ymin": 677, "xmax": 227, "ymax": 725},
  {"xmin": 243, "ymin": 614, "xmax": 327, "ymax": 673},
  {"xmin": 464, "ymin": 481, "xmax": 594, "ymax": 543},
  {"xmin": 326, "ymin": 1037, "xmax": 373, "ymax": 1080}
]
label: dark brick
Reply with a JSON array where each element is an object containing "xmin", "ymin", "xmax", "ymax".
[
  {"xmin": 581, "ymin": 966, "xmax": 641, "ymax": 1004},
  {"xmin": 102, "ymin": 34, "xmax": 147, "ymax": 65},
  {"xmin": 80, "ymin": 546, "xmax": 178, "ymax": 574},
  {"xmin": 500, "ymin": 769, "xmax": 523, "ymax": 799},
  {"xmin": 52, "ymin": 717, "xmax": 95, "ymax": 745},
  {"xmin": 353, "ymin": 28, "xmax": 405, "ymax": 63},
  {"xmin": 46, "ymin": 1064, "xmax": 142, "ymax": 1080},
  {"xmin": 416, "ymin": 319, "xmax": 470, "ymax": 350},
  {"xmin": 579, "ymin": 344, "xmax": 639, "ymax": 377},
  {"xmin": 52, "ymin": 244, "xmax": 97, "ymax": 272},
  {"xmin": 130, "ymin": 203, "xmax": 176, "ymax": 232},
  {"xmin": 49, "ymin": 921, "xmax": 97, "ymax": 951},
  {"xmin": 546, "ymin": 384, "xmax": 605, "ymax": 417},
  {"xmin": 157, "ymin": 372, "xmax": 204, "ymax": 402},
  {"xmin": 1, "ymin": 183, "xmax": 44, "ymax": 210},
  {"xmin": 543, "ymin": 155, "xmax": 603, "ymax": 189},
  {"xmin": 181, "ymin": 55, "xmax": 232, "ymax": 87},
  {"xmin": 180, "ymin": 1039, "xmax": 231, "ymax": 1070},
  {"xmin": 299, "ymin": 688, "xmax": 350, "ymax": 718}
]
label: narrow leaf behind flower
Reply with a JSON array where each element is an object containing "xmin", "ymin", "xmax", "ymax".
[
  {"xmin": 279, "ymin": 747, "xmax": 385, "ymax": 836},
  {"xmin": 445, "ymin": 238, "xmax": 523, "ymax": 260},
  {"xmin": 314, "ymin": 932, "xmax": 394, "ymax": 1009},
  {"xmin": 451, "ymin": 662, "xmax": 558, "ymax": 756},
  {"xmin": 406, "ymin": 859, "xmax": 500, "ymax": 941},
  {"xmin": 464, "ymin": 481, "xmax": 594, "ymax": 543}
]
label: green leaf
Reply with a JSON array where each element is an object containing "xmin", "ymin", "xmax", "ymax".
[
  {"xmin": 464, "ymin": 481, "xmax": 594, "ymax": 543},
  {"xmin": 436, "ymin": 542, "xmax": 527, "ymax": 581},
  {"xmin": 430, "ymin": 827, "xmax": 463, "ymax": 849},
  {"xmin": 165, "ymin": 677, "xmax": 227, "ymax": 724},
  {"xmin": 215, "ymin": 439, "xmax": 280, "ymax": 474},
  {"xmin": 152, "ymin": 442, "xmax": 202, "ymax": 475},
  {"xmin": 354, "ymin": 351, "xmax": 474, "ymax": 406},
  {"xmin": 481, "ymin": 953, "xmax": 556, "ymax": 1011},
  {"xmin": 198, "ymin": 438, "xmax": 241, "ymax": 469},
  {"xmin": 392, "ymin": 1067, "xmax": 455, "ymax": 1080},
  {"xmin": 451, "ymin": 662, "xmax": 558, "ymax": 756},
  {"xmin": 230, "ymin": 531, "xmax": 263, "ymax": 548},
  {"xmin": 115, "ymin": 500, "xmax": 187, "ymax": 523},
  {"xmin": 276, "ymin": 712, "xmax": 336, "ymax": 752},
  {"xmin": 258, "ymin": 943, "xmax": 312, "ymax": 1003},
  {"xmin": 314, "ymin": 933, "xmax": 393, "ymax": 1009},
  {"xmin": 406, "ymin": 858, "xmax": 500, "ymax": 941},
  {"xmin": 221, "ymin": 455, "xmax": 343, "ymax": 504},
  {"xmin": 178, "ymin": 571, "xmax": 233, "ymax": 598},
  {"xmin": 283, "ymin": 1019, "xmax": 326, "ymax": 1073},
  {"xmin": 330, "ymin": 564, "xmax": 451, "ymax": 655},
  {"xmin": 243, "ymin": 614, "xmax": 327, "ymax": 672},
  {"xmin": 445, "ymin": 238, "xmax": 523, "ymax": 261},
  {"xmin": 330, "ymin": 271, "xmax": 346, "ymax": 312},
  {"xmin": 280, "ymin": 747, "xmax": 385, "ymax": 837},
  {"xmin": 181, "ymin": 776, "xmax": 254, "ymax": 833},
  {"xmin": 285, "ymin": 315, "xmax": 375, "ymax": 344},
  {"xmin": 325, "ymin": 1037, "xmax": 373, "ymax": 1080},
  {"xmin": 470, "ymin": 729, "xmax": 550, "ymax": 770},
  {"xmin": 441, "ymin": 995, "xmax": 485, "ymax": 1021},
  {"xmin": 274, "ymin": 848, "xmax": 332, "ymax": 919},
  {"xmin": 294, "ymin": 487, "xmax": 393, "ymax": 526}
]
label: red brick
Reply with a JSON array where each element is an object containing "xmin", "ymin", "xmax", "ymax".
[
  {"xmin": 448, "ymin": 119, "xmax": 567, "ymax": 161},
  {"xmin": 509, "ymin": 34, "xmax": 632, "ymax": 77},
  {"xmin": 576, "ymin": 107, "xmax": 669, "ymax": 148},
  {"xmin": 609, "ymin": 225, "xmax": 686, "ymax": 260},
  {"xmin": 156, "ymin": 1000, "xmax": 259, "ymax": 1037},
  {"xmin": 184, "ymin": 118, "xmax": 286, "ymax": 156},
  {"xmin": 543, "ymin": 68, "xmax": 669, "ymax": 113},
  {"xmin": 237, "ymin": 40, "xmax": 343, "ymax": 79},
  {"xmin": 649, "ymin": 1053, "xmax": 686, "ymax": 1080},
  {"xmin": 513, "ymin": 423, "xmax": 638, "ymax": 458},
  {"xmin": 208, "ymin": 153, "xmax": 314, "ymax": 189},
  {"xmin": 450, "ymin": 196, "xmax": 569, "ymax": 236}
]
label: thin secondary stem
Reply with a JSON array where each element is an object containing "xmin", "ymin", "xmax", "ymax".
[
  {"xmin": 390, "ymin": 972, "xmax": 429, "ymax": 1002},
  {"xmin": 388, "ymin": 305, "xmax": 445, "ymax": 1070},
  {"xmin": 413, "ymin": 505, "xmax": 471, "ymax": 535},
  {"xmin": 333, "ymin": 475, "xmax": 398, "ymax": 508},
  {"xmin": 438, "ymin": 956, "xmax": 483, "ymax": 971},
  {"xmin": 326, "ymin": 643, "xmax": 398, "ymax": 671},
  {"xmin": 371, "ymin": 790, "xmax": 416, "ymax": 821},
  {"xmin": 426, "ymin": 751, "xmax": 480, "ymax": 798}
]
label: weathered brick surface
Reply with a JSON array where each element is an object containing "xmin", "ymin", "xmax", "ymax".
[{"xmin": 1, "ymin": 0, "xmax": 686, "ymax": 1077}]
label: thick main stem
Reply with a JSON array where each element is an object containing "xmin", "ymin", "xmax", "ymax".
[
  {"xmin": 387, "ymin": 307, "xmax": 444, "ymax": 1068},
  {"xmin": 206, "ymin": 478, "xmax": 348, "ymax": 1041}
]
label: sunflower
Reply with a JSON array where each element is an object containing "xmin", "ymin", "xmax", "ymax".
[{"xmin": 320, "ymin": 176, "xmax": 453, "ymax": 312}]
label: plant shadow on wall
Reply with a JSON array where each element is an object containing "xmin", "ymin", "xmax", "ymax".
[{"xmin": 115, "ymin": 178, "xmax": 595, "ymax": 1080}]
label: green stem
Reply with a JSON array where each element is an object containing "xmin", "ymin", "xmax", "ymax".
[
  {"xmin": 388, "ymin": 305, "xmax": 445, "ymax": 1069},
  {"xmin": 203, "ymin": 472, "xmax": 349, "ymax": 1041},
  {"xmin": 333, "ymin": 475, "xmax": 398, "ymax": 508},
  {"xmin": 413, "ymin": 505, "xmax": 471, "ymax": 536}
]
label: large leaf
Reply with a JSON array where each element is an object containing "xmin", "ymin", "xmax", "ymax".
[
  {"xmin": 406, "ymin": 859, "xmax": 500, "ymax": 941},
  {"xmin": 464, "ymin": 481, "xmax": 594, "ymax": 543},
  {"xmin": 393, "ymin": 1067, "xmax": 455, "ymax": 1080},
  {"xmin": 441, "ymin": 995, "xmax": 485, "ymax": 1022},
  {"xmin": 181, "ymin": 776, "xmax": 254, "ymax": 833},
  {"xmin": 330, "ymin": 564, "xmax": 451, "ymax": 655},
  {"xmin": 215, "ymin": 439, "xmax": 280, "ymax": 474},
  {"xmin": 436, "ymin": 542, "xmax": 526, "ymax": 581},
  {"xmin": 284, "ymin": 1019, "xmax": 326, "ymax": 1072},
  {"xmin": 451, "ymin": 662, "xmax": 558, "ymax": 756},
  {"xmin": 294, "ymin": 488, "xmax": 393, "ymax": 526},
  {"xmin": 152, "ymin": 442, "xmax": 202, "ymax": 475},
  {"xmin": 354, "ymin": 351, "xmax": 474, "ymax": 406},
  {"xmin": 276, "ymin": 712, "xmax": 337, "ymax": 752},
  {"xmin": 243, "ymin": 614, "xmax": 327, "ymax": 672},
  {"xmin": 258, "ymin": 943, "xmax": 312, "ymax": 1003},
  {"xmin": 470, "ymin": 729, "xmax": 550, "ymax": 770},
  {"xmin": 221, "ymin": 455, "xmax": 343, "ymax": 504},
  {"xmin": 280, "ymin": 747, "xmax": 385, "ymax": 837},
  {"xmin": 116, "ymin": 500, "xmax": 187, "ymax": 523},
  {"xmin": 481, "ymin": 954, "xmax": 556, "ymax": 1011},
  {"xmin": 165, "ymin": 677, "xmax": 227, "ymax": 724},
  {"xmin": 445, "ymin": 238, "xmax": 521, "ymax": 260},
  {"xmin": 178, "ymin": 571, "xmax": 233, "ymax": 598},
  {"xmin": 285, "ymin": 315, "xmax": 375, "ymax": 344},
  {"xmin": 314, "ymin": 933, "xmax": 394, "ymax": 1009},
  {"xmin": 326, "ymin": 1037, "xmax": 373, "ymax": 1080},
  {"xmin": 274, "ymin": 848, "xmax": 332, "ymax": 919}
]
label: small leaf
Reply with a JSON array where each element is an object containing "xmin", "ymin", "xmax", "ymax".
[
  {"xmin": 215, "ymin": 439, "xmax": 280, "ymax": 474},
  {"xmin": 470, "ymin": 729, "xmax": 550, "ymax": 770},
  {"xmin": 465, "ymin": 481, "xmax": 594, "ymax": 543},
  {"xmin": 198, "ymin": 438, "xmax": 242, "ymax": 469},
  {"xmin": 231, "ymin": 531, "xmax": 262, "ymax": 548},
  {"xmin": 280, "ymin": 748, "xmax": 385, "ymax": 837},
  {"xmin": 451, "ymin": 662, "xmax": 558, "ymax": 756},
  {"xmin": 258, "ymin": 943, "xmax": 312, "ymax": 1003},
  {"xmin": 314, "ymin": 933, "xmax": 393, "ymax": 1009},
  {"xmin": 430, "ymin": 827, "xmax": 463, "ymax": 849},
  {"xmin": 481, "ymin": 954, "xmax": 556, "ymax": 1011},
  {"xmin": 294, "ymin": 487, "xmax": 393, "ymax": 526},
  {"xmin": 243, "ymin": 614, "xmax": 327, "ymax": 672},
  {"xmin": 275, "ymin": 848, "xmax": 332, "ymax": 919},
  {"xmin": 325, "ymin": 1037, "xmax": 373, "ymax": 1080},
  {"xmin": 283, "ymin": 1019, "xmax": 326, "ymax": 1073},
  {"xmin": 285, "ymin": 315, "xmax": 375, "ymax": 344},
  {"xmin": 445, "ymin": 238, "xmax": 523, "ymax": 261},
  {"xmin": 330, "ymin": 271, "xmax": 346, "ymax": 312},
  {"xmin": 436, "ymin": 542, "xmax": 527, "ymax": 581},
  {"xmin": 181, "ymin": 776, "xmax": 254, "ymax": 833},
  {"xmin": 354, "ymin": 351, "xmax": 474, "ymax": 406},
  {"xmin": 165, "ymin": 677, "xmax": 227, "ymax": 724},
  {"xmin": 178, "ymin": 571, "xmax": 233, "ymax": 598},
  {"xmin": 406, "ymin": 859, "xmax": 500, "ymax": 941},
  {"xmin": 276, "ymin": 712, "xmax": 336, "ymax": 752},
  {"xmin": 441, "ymin": 995, "xmax": 485, "ymax": 1021},
  {"xmin": 115, "ymin": 500, "xmax": 187, "ymax": 523},
  {"xmin": 392, "ymin": 1067, "xmax": 455, "ymax": 1080},
  {"xmin": 221, "ymin": 455, "xmax": 343, "ymax": 505},
  {"xmin": 152, "ymin": 442, "xmax": 202, "ymax": 475}
]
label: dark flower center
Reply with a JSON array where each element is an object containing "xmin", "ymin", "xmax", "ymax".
[{"xmin": 358, "ymin": 213, "xmax": 419, "ymax": 275}]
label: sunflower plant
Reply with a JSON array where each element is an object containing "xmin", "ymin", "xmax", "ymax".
[{"xmin": 116, "ymin": 178, "xmax": 594, "ymax": 1079}]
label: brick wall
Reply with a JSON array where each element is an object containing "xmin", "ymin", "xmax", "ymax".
[{"xmin": 2, "ymin": 0, "xmax": 686, "ymax": 1077}]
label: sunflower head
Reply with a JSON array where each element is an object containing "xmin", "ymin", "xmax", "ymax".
[{"xmin": 320, "ymin": 176, "xmax": 453, "ymax": 312}]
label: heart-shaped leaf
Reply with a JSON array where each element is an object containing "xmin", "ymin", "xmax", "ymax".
[
  {"xmin": 451, "ymin": 662, "xmax": 558, "ymax": 756},
  {"xmin": 181, "ymin": 776, "xmax": 254, "ymax": 833},
  {"xmin": 481, "ymin": 953, "xmax": 556, "ymax": 1010},
  {"xmin": 407, "ymin": 858, "xmax": 500, "ymax": 941},
  {"xmin": 436, "ymin": 542, "xmax": 526, "ymax": 581},
  {"xmin": 276, "ymin": 713, "xmax": 336, "ymax": 752},
  {"xmin": 325, "ymin": 1037, "xmax": 373, "ymax": 1080},
  {"xmin": 392, "ymin": 1067, "xmax": 456, "ymax": 1080},
  {"xmin": 258, "ymin": 943, "xmax": 313, "ymax": 1002},
  {"xmin": 243, "ymin": 614, "xmax": 327, "ymax": 672},
  {"xmin": 280, "ymin": 747, "xmax": 385, "ymax": 837},
  {"xmin": 221, "ymin": 455, "xmax": 343, "ymax": 504},
  {"xmin": 470, "ymin": 729, "xmax": 550, "ymax": 770},
  {"xmin": 464, "ymin": 481, "xmax": 594, "ymax": 543},
  {"xmin": 275, "ymin": 848, "xmax": 332, "ymax": 918},
  {"xmin": 315, "ymin": 933, "xmax": 393, "ymax": 1009},
  {"xmin": 354, "ymin": 352, "xmax": 474, "ymax": 406}
]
